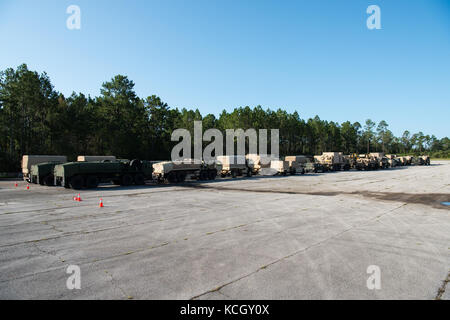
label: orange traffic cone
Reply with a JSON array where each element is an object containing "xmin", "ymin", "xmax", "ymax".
[
  {"xmin": 99, "ymin": 198, "xmax": 104, "ymax": 208},
  {"xmin": 26, "ymin": 184, "xmax": 30, "ymax": 190},
  {"xmin": 73, "ymin": 196, "xmax": 77, "ymax": 201},
  {"xmin": 14, "ymin": 182, "xmax": 18, "ymax": 187},
  {"xmin": 77, "ymin": 194, "xmax": 82, "ymax": 202}
]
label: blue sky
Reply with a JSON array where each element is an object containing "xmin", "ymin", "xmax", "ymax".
[{"xmin": 1, "ymin": 0, "xmax": 449, "ymax": 138}]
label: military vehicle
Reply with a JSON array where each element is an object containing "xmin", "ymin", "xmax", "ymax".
[
  {"xmin": 385, "ymin": 154, "xmax": 397, "ymax": 168},
  {"xmin": 370, "ymin": 153, "xmax": 389, "ymax": 169},
  {"xmin": 284, "ymin": 156, "xmax": 307, "ymax": 175},
  {"xmin": 246, "ymin": 154, "xmax": 273, "ymax": 175},
  {"xmin": 152, "ymin": 160, "xmax": 220, "ymax": 183},
  {"xmin": 77, "ymin": 156, "xmax": 116, "ymax": 162},
  {"xmin": 30, "ymin": 161, "xmax": 64, "ymax": 186},
  {"xmin": 54, "ymin": 159, "xmax": 153, "ymax": 189},
  {"xmin": 216, "ymin": 155, "xmax": 253, "ymax": 178},
  {"xmin": 405, "ymin": 156, "xmax": 415, "ymax": 165},
  {"xmin": 269, "ymin": 160, "xmax": 289, "ymax": 176},
  {"xmin": 314, "ymin": 152, "xmax": 348, "ymax": 171},
  {"xmin": 395, "ymin": 156, "xmax": 407, "ymax": 166},
  {"xmin": 352, "ymin": 154, "xmax": 378, "ymax": 170},
  {"xmin": 22, "ymin": 155, "xmax": 67, "ymax": 182},
  {"xmin": 419, "ymin": 155, "xmax": 431, "ymax": 165}
]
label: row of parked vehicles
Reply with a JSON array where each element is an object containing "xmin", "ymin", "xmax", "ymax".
[{"xmin": 21, "ymin": 152, "xmax": 431, "ymax": 190}]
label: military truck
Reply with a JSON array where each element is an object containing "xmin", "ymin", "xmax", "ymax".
[
  {"xmin": 405, "ymin": 156, "xmax": 415, "ymax": 165},
  {"xmin": 77, "ymin": 156, "xmax": 116, "ymax": 162},
  {"xmin": 246, "ymin": 154, "xmax": 273, "ymax": 175},
  {"xmin": 314, "ymin": 152, "xmax": 348, "ymax": 171},
  {"xmin": 353, "ymin": 154, "xmax": 378, "ymax": 170},
  {"xmin": 269, "ymin": 160, "xmax": 289, "ymax": 176},
  {"xmin": 152, "ymin": 160, "xmax": 220, "ymax": 183},
  {"xmin": 30, "ymin": 161, "xmax": 65, "ymax": 186},
  {"xmin": 216, "ymin": 155, "xmax": 253, "ymax": 178},
  {"xmin": 395, "ymin": 156, "xmax": 407, "ymax": 166},
  {"xmin": 419, "ymin": 155, "xmax": 431, "ymax": 166},
  {"xmin": 284, "ymin": 156, "xmax": 307, "ymax": 175},
  {"xmin": 22, "ymin": 155, "xmax": 67, "ymax": 182},
  {"xmin": 385, "ymin": 154, "xmax": 397, "ymax": 168},
  {"xmin": 54, "ymin": 159, "xmax": 153, "ymax": 189},
  {"xmin": 370, "ymin": 153, "xmax": 389, "ymax": 169}
]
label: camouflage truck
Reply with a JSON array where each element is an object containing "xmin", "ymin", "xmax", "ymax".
[
  {"xmin": 217, "ymin": 155, "xmax": 253, "ymax": 178},
  {"xmin": 54, "ymin": 159, "xmax": 153, "ymax": 189},
  {"xmin": 152, "ymin": 160, "xmax": 220, "ymax": 183},
  {"xmin": 77, "ymin": 156, "xmax": 116, "ymax": 162},
  {"xmin": 370, "ymin": 152, "xmax": 389, "ymax": 169},
  {"xmin": 353, "ymin": 154, "xmax": 379, "ymax": 170},
  {"xmin": 314, "ymin": 152, "xmax": 348, "ymax": 171},
  {"xmin": 395, "ymin": 156, "xmax": 407, "ymax": 166},
  {"xmin": 246, "ymin": 154, "xmax": 273, "ymax": 175},
  {"xmin": 405, "ymin": 156, "xmax": 415, "ymax": 165},
  {"xmin": 419, "ymin": 155, "xmax": 431, "ymax": 166},
  {"xmin": 385, "ymin": 154, "xmax": 397, "ymax": 168},
  {"xmin": 22, "ymin": 155, "xmax": 67, "ymax": 182},
  {"xmin": 30, "ymin": 161, "xmax": 65, "ymax": 186},
  {"xmin": 284, "ymin": 156, "xmax": 307, "ymax": 175}
]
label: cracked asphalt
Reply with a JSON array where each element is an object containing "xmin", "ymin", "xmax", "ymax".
[{"xmin": 0, "ymin": 161, "xmax": 449, "ymax": 299}]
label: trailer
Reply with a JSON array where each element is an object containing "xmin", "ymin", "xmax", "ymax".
[
  {"xmin": 152, "ymin": 160, "xmax": 220, "ymax": 183},
  {"xmin": 54, "ymin": 159, "xmax": 153, "ymax": 189},
  {"xmin": 22, "ymin": 155, "xmax": 67, "ymax": 182},
  {"xmin": 30, "ymin": 161, "xmax": 64, "ymax": 186}
]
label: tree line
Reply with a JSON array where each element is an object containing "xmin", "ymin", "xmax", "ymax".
[{"xmin": 0, "ymin": 64, "xmax": 448, "ymax": 172}]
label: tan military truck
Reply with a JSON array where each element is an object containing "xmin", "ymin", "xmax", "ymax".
[
  {"xmin": 269, "ymin": 160, "xmax": 289, "ymax": 176},
  {"xmin": 405, "ymin": 156, "xmax": 415, "ymax": 165},
  {"xmin": 246, "ymin": 154, "xmax": 273, "ymax": 175},
  {"xmin": 152, "ymin": 159, "xmax": 220, "ymax": 183},
  {"xmin": 419, "ymin": 155, "xmax": 431, "ymax": 165},
  {"xmin": 77, "ymin": 156, "xmax": 116, "ymax": 162},
  {"xmin": 385, "ymin": 154, "xmax": 397, "ymax": 168},
  {"xmin": 217, "ymin": 155, "xmax": 253, "ymax": 178},
  {"xmin": 22, "ymin": 155, "xmax": 67, "ymax": 182},
  {"xmin": 354, "ymin": 154, "xmax": 378, "ymax": 170},
  {"xmin": 395, "ymin": 156, "xmax": 407, "ymax": 166},
  {"xmin": 314, "ymin": 152, "xmax": 347, "ymax": 171},
  {"xmin": 370, "ymin": 152, "xmax": 389, "ymax": 169},
  {"xmin": 284, "ymin": 155, "xmax": 307, "ymax": 175}
]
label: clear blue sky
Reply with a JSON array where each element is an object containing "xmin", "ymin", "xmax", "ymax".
[{"xmin": 1, "ymin": 0, "xmax": 449, "ymax": 138}]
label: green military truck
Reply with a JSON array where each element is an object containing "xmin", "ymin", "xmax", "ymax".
[
  {"xmin": 30, "ymin": 161, "xmax": 64, "ymax": 186},
  {"xmin": 54, "ymin": 159, "xmax": 153, "ymax": 189}
]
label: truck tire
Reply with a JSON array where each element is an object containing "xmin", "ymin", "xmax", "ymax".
[
  {"xmin": 167, "ymin": 172, "xmax": 177, "ymax": 183},
  {"xmin": 208, "ymin": 170, "xmax": 217, "ymax": 180},
  {"xmin": 121, "ymin": 174, "xmax": 133, "ymax": 186},
  {"xmin": 134, "ymin": 174, "xmax": 145, "ymax": 185},
  {"xmin": 176, "ymin": 172, "xmax": 186, "ymax": 183},
  {"xmin": 246, "ymin": 170, "xmax": 252, "ymax": 177},
  {"xmin": 231, "ymin": 170, "xmax": 237, "ymax": 178},
  {"xmin": 86, "ymin": 176, "xmax": 99, "ymax": 189},
  {"xmin": 70, "ymin": 175, "xmax": 84, "ymax": 190},
  {"xmin": 44, "ymin": 175, "xmax": 54, "ymax": 186}
]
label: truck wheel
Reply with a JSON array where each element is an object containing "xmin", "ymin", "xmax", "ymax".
[
  {"xmin": 167, "ymin": 172, "xmax": 177, "ymax": 183},
  {"xmin": 246, "ymin": 170, "xmax": 252, "ymax": 177},
  {"xmin": 134, "ymin": 174, "xmax": 145, "ymax": 185},
  {"xmin": 70, "ymin": 175, "xmax": 84, "ymax": 190},
  {"xmin": 208, "ymin": 170, "xmax": 217, "ymax": 180},
  {"xmin": 176, "ymin": 172, "xmax": 186, "ymax": 183},
  {"xmin": 121, "ymin": 174, "xmax": 133, "ymax": 186},
  {"xmin": 86, "ymin": 176, "xmax": 99, "ymax": 189},
  {"xmin": 231, "ymin": 170, "xmax": 237, "ymax": 178},
  {"xmin": 199, "ymin": 171, "xmax": 208, "ymax": 181},
  {"xmin": 44, "ymin": 175, "xmax": 54, "ymax": 186}
]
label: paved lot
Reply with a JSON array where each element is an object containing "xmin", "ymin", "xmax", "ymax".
[{"xmin": 0, "ymin": 162, "xmax": 449, "ymax": 299}]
